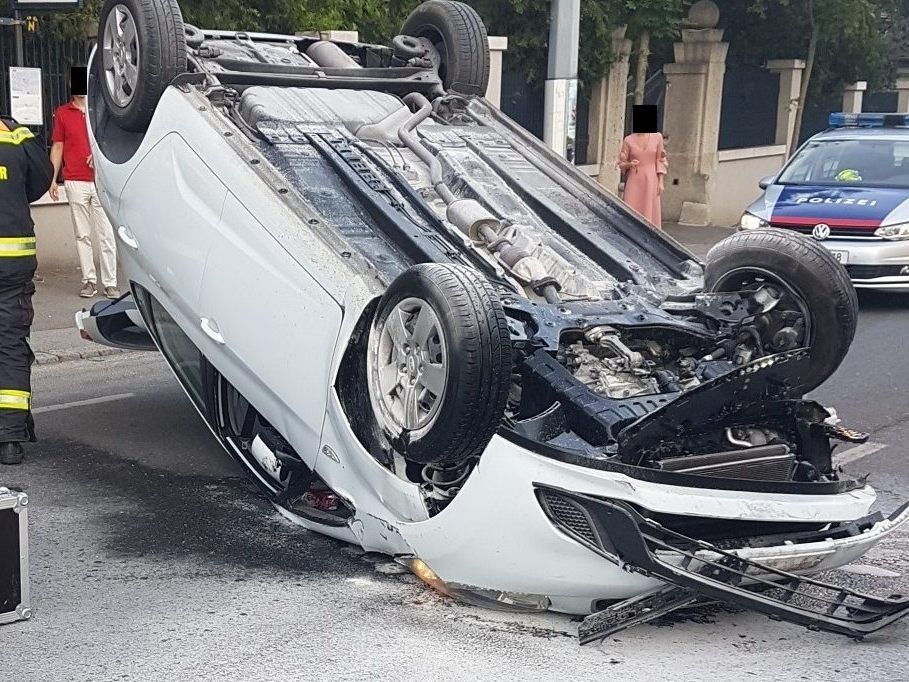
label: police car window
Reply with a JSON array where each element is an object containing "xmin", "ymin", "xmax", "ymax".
[{"xmin": 778, "ymin": 139, "xmax": 909, "ymax": 188}]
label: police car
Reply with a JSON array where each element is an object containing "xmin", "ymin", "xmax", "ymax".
[{"xmin": 741, "ymin": 112, "xmax": 909, "ymax": 290}]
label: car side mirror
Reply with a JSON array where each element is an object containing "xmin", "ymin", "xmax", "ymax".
[{"xmin": 758, "ymin": 175, "xmax": 774, "ymax": 190}]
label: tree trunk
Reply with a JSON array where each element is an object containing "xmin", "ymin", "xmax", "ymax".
[
  {"xmin": 633, "ymin": 31, "xmax": 651, "ymax": 106},
  {"xmin": 789, "ymin": 0, "xmax": 818, "ymax": 156}
]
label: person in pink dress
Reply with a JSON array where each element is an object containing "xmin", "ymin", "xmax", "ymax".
[{"xmin": 617, "ymin": 105, "xmax": 668, "ymax": 228}]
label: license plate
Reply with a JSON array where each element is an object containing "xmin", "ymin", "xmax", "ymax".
[{"xmin": 830, "ymin": 250, "xmax": 849, "ymax": 264}]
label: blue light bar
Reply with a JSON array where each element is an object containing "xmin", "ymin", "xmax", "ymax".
[{"xmin": 829, "ymin": 112, "xmax": 909, "ymax": 127}]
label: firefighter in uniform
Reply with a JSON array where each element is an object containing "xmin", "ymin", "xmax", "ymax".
[{"xmin": 0, "ymin": 116, "xmax": 54, "ymax": 464}]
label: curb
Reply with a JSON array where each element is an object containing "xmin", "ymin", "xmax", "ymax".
[{"xmin": 33, "ymin": 346, "xmax": 135, "ymax": 366}]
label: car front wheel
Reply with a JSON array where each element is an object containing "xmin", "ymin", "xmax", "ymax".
[
  {"xmin": 366, "ymin": 263, "xmax": 512, "ymax": 465},
  {"xmin": 705, "ymin": 228, "xmax": 858, "ymax": 393}
]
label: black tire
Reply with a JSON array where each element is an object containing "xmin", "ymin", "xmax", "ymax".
[
  {"xmin": 367, "ymin": 263, "xmax": 511, "ymax": 465},
  {"xmin": 400, "ymin": 1, "xmax": 490, "ymax": 95},
  {"xmin": 98, "ymin": 0, "xmax": 187, "ymax": 132},
  {"xmin": 705, "ymin": 228, "xmax": 858, "ymax": 392}
]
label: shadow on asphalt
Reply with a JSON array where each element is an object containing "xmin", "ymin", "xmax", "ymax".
[{"xmin": 18, "ymin": 437, "xmax": 363, "ymax": 577}]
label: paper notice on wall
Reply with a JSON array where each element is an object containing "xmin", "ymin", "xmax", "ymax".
[{"xmin": 9, "ymin": 67, "xmax": 43, "ymax": 126}]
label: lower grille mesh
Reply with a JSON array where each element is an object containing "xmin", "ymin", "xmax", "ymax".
[{"xmin": 539, "ymin": 490, "xmax": 598, "ymax": 546}]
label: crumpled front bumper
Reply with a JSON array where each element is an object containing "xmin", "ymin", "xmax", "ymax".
[
  {"xmin": 396, "ymin": 435, "xmax": 888, "ymax": 615},
  {"xmin": 561, "ymin": 493, "xmax": 909, "ymax": 643}
]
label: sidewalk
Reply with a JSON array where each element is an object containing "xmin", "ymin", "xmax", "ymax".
[
  {"xmin": 663, "ymin": 222, "xmax": 735, "ymax": 259},
  {"xmin": 31, "ymin": 265, "xmax": 129, "ymax": 365}
]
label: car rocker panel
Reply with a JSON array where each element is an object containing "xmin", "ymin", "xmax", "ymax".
[{"xmin": 81, "ymin": 0, "xmax": 909, "ymax": 642}]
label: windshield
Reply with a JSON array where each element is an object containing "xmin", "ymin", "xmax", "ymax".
[{"xmin": 778, "ymin": 138, "xmax": 909, "ymax": 189}]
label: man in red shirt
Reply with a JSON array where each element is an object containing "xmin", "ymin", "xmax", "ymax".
[{"xmin": 50, "ymin": 66, "xmax": 119, "ymax": 299}]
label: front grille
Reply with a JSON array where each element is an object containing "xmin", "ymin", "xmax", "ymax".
[
  {"xmin": 845, "ymin": 264, "xmax": 907, "ymax": 279},
  {"xmin": 538, "ymin": 489, "xmax": 599, "ymax": 546},
  {"xmin": 659, "ymin": 445, "xmax": 795, "ymax": 482},
  {"xmin": 770, "ymin": 222, "xmax": 877, "ymax": 238}
]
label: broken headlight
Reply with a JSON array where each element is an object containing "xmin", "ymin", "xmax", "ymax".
[{"xmin": 398, "ymin": 557, "xmax": 551, "ymax": 612}]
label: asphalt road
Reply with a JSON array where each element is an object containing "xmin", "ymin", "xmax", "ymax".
[{"xmin": 1, "ymin": 290, "xmax": 908, "ymax": 680}]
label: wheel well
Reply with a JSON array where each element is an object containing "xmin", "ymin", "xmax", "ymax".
[
  {"xmin": 334, "ymin": 297, "xmax": 392, "ymax": 465},
  {"xmin": 88, "ymin": 51, "xmax": 147, "ymax": 164}
]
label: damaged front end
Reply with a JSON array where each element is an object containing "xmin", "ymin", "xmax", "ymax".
[
  {"xmin": 537, "ymin": 493, "xmax": 909, "ymax": 643},
  {"xmin": 489, "ymin": 286, "xmax": 909, "ymax": 641}
]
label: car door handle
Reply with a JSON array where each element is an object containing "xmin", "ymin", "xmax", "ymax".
[
  {"xmin": 200, "ymin": 317, "xmax": 225, "ymax": 345},
  {"xmin": 118, "ymin": 225, "xmax": 139, "ymax": 250}
]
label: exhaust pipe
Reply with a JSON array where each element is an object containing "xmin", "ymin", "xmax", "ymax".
[{"xmin": 306, "ymin": 41, "xmax": 361, "ymax": 69}]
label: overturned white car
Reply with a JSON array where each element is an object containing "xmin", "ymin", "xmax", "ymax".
[{"xmin": 78, "ymin": 0, "xmax": 909, "ymax": 641}]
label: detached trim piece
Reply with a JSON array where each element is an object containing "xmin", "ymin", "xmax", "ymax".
[{"xmin": 538, "ymin": 489, "xmax": 909, "ymax": 644}]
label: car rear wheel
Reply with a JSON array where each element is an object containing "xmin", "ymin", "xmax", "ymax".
[
  {"xmin": 98, "ymin": 0, "xmax": 187, "ymax": 132},
  {"xmin": 400, "ymin": 0, "xmax": 490, "ymax": 95},
  {"xmin": 705, "ymin": 228, "xmax": 858, "ymax": 393},
  {"xmin": 367, "ymin": 263, "xmax": 511, "ymax": 465},
  {"xmin": 208, "ymin": 366, "xmax": 289, "ymax": 498},
  {"xmin": 206, "ymin": 365, "xmax": 352, "ymax": 525}
]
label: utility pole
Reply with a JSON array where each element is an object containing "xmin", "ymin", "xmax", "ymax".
[
  {"xmin": 14, "ymin": 6, "xmax": 24, "ymax": 66},
  {"xmin": 543, "ymin": 0, "xmax": 580, "ymax": 161},
  {"xmin": 1, "ymin": 9, "xmax": 25, "ymax": 66}
]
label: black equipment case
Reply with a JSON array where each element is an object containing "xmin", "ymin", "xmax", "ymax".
[{"xmin": 0, "ymin": 486, "xmax": 30, "ymax": 624}]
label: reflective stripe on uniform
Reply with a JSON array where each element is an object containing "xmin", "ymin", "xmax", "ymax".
[
  {"xmin": 0, "ymin": 127, "xmax": 35, "ymax": 145},
  {"xmin": 0, "ymin": 237, "xmax": 36, "ymax": 257},
  {"xmin": 0, "ymin": 390, "xmax": 30, "ymax": 410}
]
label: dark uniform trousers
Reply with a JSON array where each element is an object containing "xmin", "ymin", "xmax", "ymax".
[
  {"xmin": 0, "ymin": 119, "xmax": 54, "ymax": 442},
  {"xmin": 0, "ymin": 261, "xmax": 36, "ymax": 442}
]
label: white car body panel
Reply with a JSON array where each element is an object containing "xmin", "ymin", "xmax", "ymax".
[{"xmin": 81, "ymin": 28, "xmax": 909, "ymax": 633}]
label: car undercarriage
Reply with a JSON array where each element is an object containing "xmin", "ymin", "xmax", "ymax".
[{"xmin": 80, "ymin": 0, "xmax": 909, "ymax": 643}]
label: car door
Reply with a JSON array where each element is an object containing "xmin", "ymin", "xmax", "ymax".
[
  {"xmin": 196, "ymin": 193, "xmax": 343, "ymax": 466},
  {"xmin": 117, "ymin": 132, "xmax": 227, "ymax": 318}
]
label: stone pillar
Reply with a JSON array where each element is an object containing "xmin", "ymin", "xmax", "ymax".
[
  {"xmin": 766, "ymin": 59, "xmax": 805, "ymax": 147},
  {"xmin": 661, "ymin": 1, "xmax": 728, "ymax": 226},
  {"xmin": 485, "ymin": 36, "xmax": 508, "ymax": 107},
  {"xmin": 842, "ymin": 81, "xmax": 867, "ymax": 114},
  {"xmin": 897, "ymin": 67, "xmax": 909, "ymax": 113},
  {"xmin": 587, "ymin": 27, "xmax": 632, "ymax": 193}
]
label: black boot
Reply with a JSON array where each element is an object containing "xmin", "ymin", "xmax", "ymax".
[{"xmin": 0, "ymin": 442, "xmax": 24, "ymax": 465}]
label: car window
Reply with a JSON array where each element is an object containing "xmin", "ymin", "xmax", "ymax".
[{"xmin": 778, "ymin": 138, "xmax": 909, "ymax": 188}]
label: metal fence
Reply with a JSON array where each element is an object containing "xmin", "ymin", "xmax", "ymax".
[
  {"xmin": 718, "ymin": 64, "xmax": 779, "ymax": 150},
  {"xmin": 0, "ymin": 30, "xmax": 92, "ymax": 144}
]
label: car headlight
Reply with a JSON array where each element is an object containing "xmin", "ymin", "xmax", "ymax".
[
  {"xmin": 873, "ymin": 222, "xmax": 909, "ymax": 240},
  {"xmin": 740, "ymin": 212, "xmax": 769, "ymax": 230}
]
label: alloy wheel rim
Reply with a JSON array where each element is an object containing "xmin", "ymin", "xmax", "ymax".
[
  {"xmin": 102, "ymin": 5, "xmax": 140, "ymax": 107},
  {"xmin": 370, "ymin": 297, "xmax": 448, "ymax": 433}
]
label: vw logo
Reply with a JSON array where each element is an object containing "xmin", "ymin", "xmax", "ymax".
[{"xmin": 812, "ymin": 223, "xmax": 831, "ymax": 240}]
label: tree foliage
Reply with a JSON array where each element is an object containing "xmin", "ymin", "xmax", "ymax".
[{"xmin": 719, "ymin": 0, "xmax": 897, "ymax": 95}]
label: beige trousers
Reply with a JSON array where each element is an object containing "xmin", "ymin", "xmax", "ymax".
[{"xmin": 66, "ymin": 180, "xmax": 117, "ymax": 288}]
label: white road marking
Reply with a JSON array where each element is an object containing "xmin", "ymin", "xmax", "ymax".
[
  {"xmin": 833, "ymin": 441, "xmax": 887, "ymax": 468},
  {"xmin": 840, "ymin": 564, "xmax": 901, "ymax": 578},
  {"xmin": 32, "ymin": 393, "xmax": 136, "ymax": 415}
]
